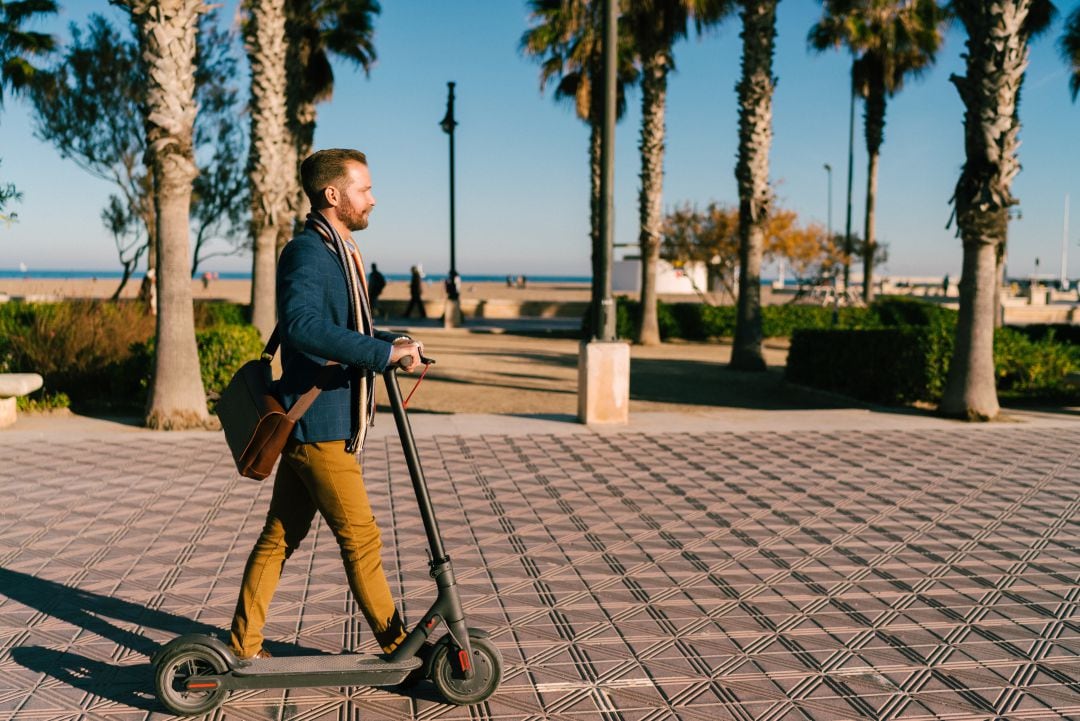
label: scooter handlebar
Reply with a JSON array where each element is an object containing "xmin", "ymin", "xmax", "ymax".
[{"xmin": 390, "ymin": 355, "xmax": 435, "ymax": 372}]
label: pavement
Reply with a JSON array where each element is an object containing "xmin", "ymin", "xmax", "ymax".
[{"xmin": 1, "ymin": 327, "xmax": 1079, "ymax": 720}]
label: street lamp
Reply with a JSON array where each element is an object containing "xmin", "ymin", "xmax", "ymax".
[
  {"xmin": 843, "ymin": 74, "xmax": 855, "ymax": 293},
  {"xmin": 577, "ymin": 0, "xmax": 628, "ymax": 426},
  {"xmin": 439, "ymin": 81, "xmax": 462, "ymax": 326},
  {"xmin": 824, "ymin": 163, "xmax": 833, "ymax": 239},
  {"xmin": 825, "ymin": 163, "xmax": 838, "ymax": 323}
]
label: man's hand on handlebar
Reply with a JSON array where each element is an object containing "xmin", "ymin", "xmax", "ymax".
[{"xmin": 389, "ymin": 339, "xmax": 423, "ymax": 372}]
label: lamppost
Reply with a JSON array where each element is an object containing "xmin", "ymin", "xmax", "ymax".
[
  {"xmin": 439, "ymin": 81, "xmax": 462, "ymax": 327},
  {"xmin": 595, "ymin": 0, "xmax": 617, "ymax": 343},
  {"xmin": 824, "ymin": 163, "xmax": 833, "ymax": 239},
  {"xmin": 825, "ymin": 163, "xmax": 838, "ymax": 323},
  {"xmin": 843, "ymin": 75, "xmax": 855, "ymax": 293},
  {"xmin": 578, "ymin": 0, "xmax": 628, "ymax": 425}
]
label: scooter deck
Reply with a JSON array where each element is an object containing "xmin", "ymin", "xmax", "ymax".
[{"xmin": 234, "ymin": 654, "xmax": 420, "ymax": 677}]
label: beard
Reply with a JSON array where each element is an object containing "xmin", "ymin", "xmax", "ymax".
[{"xmin": 339, "ymin": 195, "xmax": 370, "ymax": 231}]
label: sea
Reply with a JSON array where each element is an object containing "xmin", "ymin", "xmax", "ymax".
[
  {"xmin": 0, "ymin": 269, "xmax": 592, "ymax": 284},
  {"xmin": 0, "ymin": 269, "xmax": 805, "ymax": 286}
]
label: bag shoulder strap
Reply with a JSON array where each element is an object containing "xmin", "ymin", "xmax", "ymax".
[
  {"xmin": 261, "ymin": 325, "xmax": 281, "ymax": 361},
  {"xmin": 263, "ymin": 323, "xmax": 339, "ymax": 422}
]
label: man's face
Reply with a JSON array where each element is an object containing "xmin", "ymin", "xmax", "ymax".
[{"xmin": 335, "ymin": 162, "xmax": 376, "ymax": 231}]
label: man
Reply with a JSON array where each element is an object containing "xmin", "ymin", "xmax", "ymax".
[{"xmin": 228, "ymin": 149, "xmax": 422, "ymax": 660}]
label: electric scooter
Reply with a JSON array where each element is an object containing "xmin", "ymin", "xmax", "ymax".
[{"xmin": 152, "ymin": 359, "xmax": 502, "ymax": 716}]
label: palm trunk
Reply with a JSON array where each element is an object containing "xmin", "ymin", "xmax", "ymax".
[
  {"xmin": 995, "ymin": 241, "xmax": 1006, "ymax": 328},
  {"xmin": 862, "ymin": 76, "xmax": 886, "ymax": 304},
  {"xmin": 942, "ymin": 1, "xmax": 1032, "ymax": 420},
  {"xmin": 245, "ymin": 0, "xmax": 291, "ymax": 340},
  {"xmin": 285, "ymin": 23, "xmax": 315, "ymax": 234},
  {"xmin": 132, "ymin": 0, "xmax": 209, "ymax": 429},
  {"xmin": 942, "ymin": 223, "xmax": 1002, "ymax": 419},
  {"xmin": 731, "ymin": 0, "xmax": 777, "ymax": 371},
  {"xmin": 635, "ymin": 48, "xmax": 668, "ymax": 346}
]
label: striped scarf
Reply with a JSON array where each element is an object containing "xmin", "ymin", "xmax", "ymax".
[{"xmin": 306, "ymin": 212, "xmax": 375, "ymax": 454}]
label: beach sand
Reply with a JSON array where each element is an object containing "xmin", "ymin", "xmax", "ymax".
[{"xmin": 0, "ymin": 277, "xmax": 593, "ymax": 305}]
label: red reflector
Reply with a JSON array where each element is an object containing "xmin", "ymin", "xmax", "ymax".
[
  {"xmin": 187, "ymin": 681, "xmax": 219, "ymax": 690},
  {"xmin": 458, "ymin": 650, "xmax": 471, "ymax": 671}
]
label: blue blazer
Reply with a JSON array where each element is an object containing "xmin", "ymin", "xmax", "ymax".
[{"xmin": 275, "ymin": 227, "xmax": 403, "ymax": 443}]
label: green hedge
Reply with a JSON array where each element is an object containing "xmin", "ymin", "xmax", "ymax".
[
  {"xmin": 588, "ymin": 297, "xmax": 883, "ymax": 341},
  {"xmin": 1010, "ymin": 324, "xmax": 1080, "ymax": 346},
  {"xmin": 994, "ymin": 327, "xmax": 1080, "ymax": 399},
  {"xmin": 786, "ymin": 305, "xmax": 1080, "ymax": 405},
  {"xmin": 786, "ymin": 326, "xmax": 953, "ymax": 404},
  {"xmin": 0, "ymin": 299, "xmax": 259, "ymax": 413},
  {"xmin": 128, "ymin": 324, "xmax": 264, "ymax": 411}
]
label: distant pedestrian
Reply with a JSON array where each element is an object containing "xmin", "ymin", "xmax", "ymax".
[
  {"xmin": 201, "ymin": 271, "xmax": 211, "ymax": 290},
  {"xmin": 942, "ymin": 273, "xmax": 950, "ymax": 296},
  {"xmin": 404, "ymin": 265, "xmax": 427, "ymax": 318},
  {"xmin": 368, "ymin": 262, "xmax": 386, "ymax": 316},
  {"xmin": 444, "ymin": 269, "xmax": 461, "ymax": 300}
]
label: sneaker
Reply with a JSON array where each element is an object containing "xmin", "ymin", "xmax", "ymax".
[{"xmin": 235, "ymin": 648, "xmax": 272, "ymax": 661}]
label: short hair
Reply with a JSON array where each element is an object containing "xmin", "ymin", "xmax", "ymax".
[{"xmin": 300, "ymin": 149, "xmax": 368, "ymax": 208}]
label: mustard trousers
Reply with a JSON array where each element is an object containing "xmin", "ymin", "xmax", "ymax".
[{"xmin": 229, "ymin": 438, "xmax": 406, "ymax": 657}]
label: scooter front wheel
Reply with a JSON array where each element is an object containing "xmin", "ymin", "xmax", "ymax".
[
  {"xmin": 430, "ymin": 635, "xmax": 502, "ymax": 705},
  {"xmin": 154, "ymin": 642, "xmax": 228, "ymax": 716}
]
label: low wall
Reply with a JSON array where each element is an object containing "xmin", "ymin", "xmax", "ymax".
[{"xmin": 376, "ymin": 298, "xmax": 589, "ymax": 319}]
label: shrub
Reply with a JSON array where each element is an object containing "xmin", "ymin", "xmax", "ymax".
[
  {"xmin": 197, "ymin": 325, "xmax": 264, "ymax": 404},
  {"xmin": 0, "ymin": 299, "xmax": 262, "ymax": 413},
  {"xmin": 994, "ymin": 327, "xmax": 1080, "ymax": 399},
  {"xmin": 129, "ymin": 324, "xmax": 264, "ymax": 410},
  {"xmin": 593, "ymin": 299, "xmax": 881, "ymax": 341},
  {"xmin": 194, "ymin": 300, "xmax": 248, "ymax": 328},
  {"xmin": 0, "ymin": 300, "xmax": 155, "ymax": 409},
  {"xmin": 871, "ymin": 296, "xmax": 956, "ymax": 328},
  {"xmin": 786, "ymin": 327, "xmax": 951, "ymax": 404},
  {"xmin": 16, "ymin": 390, "xmax": 71, "ymax": 413},
  {"xmin": 1010, "ymin": 324, "xmax": 1080, "ymax": 346}
]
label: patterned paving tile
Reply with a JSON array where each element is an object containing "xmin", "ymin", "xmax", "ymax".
[{"xmin": 0, "ymin": 426, "xmax": 1077, "ymax": 719}]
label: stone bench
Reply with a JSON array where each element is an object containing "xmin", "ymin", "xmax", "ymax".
[{"xmin": 0, "ymin": 373, "xmax": 43, "ymax": 428}]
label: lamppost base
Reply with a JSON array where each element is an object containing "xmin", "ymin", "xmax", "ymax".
[
  {"xmin": 577, "ymin": 340, "xmax": 630, "ymax": 425},
  {"xmin": 443, "ymin": 298, "xmax": 463, "ymax": 328}
]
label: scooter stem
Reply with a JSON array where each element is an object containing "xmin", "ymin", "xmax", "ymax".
[{"xmin": 383, "ymin": 366, "xmax": 448, "ymax": 564}]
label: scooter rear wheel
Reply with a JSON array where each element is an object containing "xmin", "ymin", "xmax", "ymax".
[
  {"xmin": 430, "ymin": 635, "xmax": 502, "ymax": 705},
  {"xmin": 154, "ymin": 642, "xmax": 228, "ymax": 716}
]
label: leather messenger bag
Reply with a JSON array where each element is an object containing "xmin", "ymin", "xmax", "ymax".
[{"xmin": 217, "ymin": 326, "xmax": 330, "ymax": 480}]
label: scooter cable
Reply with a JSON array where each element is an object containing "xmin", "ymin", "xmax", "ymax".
[{"xmin": 402, "ymin": 361, "xmax": 432, "ymax": 409}]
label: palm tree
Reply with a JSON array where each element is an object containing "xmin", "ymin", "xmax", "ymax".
[
  {"xmin": 941, "ymin": 0, "xmax": 1054, "ymax": 420},
  {"xmin": 1061, "ymin": 6, "xmax": 1080, "ymax": 98},
  {"xmin": 284, "ymin": 0, "xmax": 379, "ymax": 226},
  {"xmin": 1, "ymin": 0, "xmax": 57, "ymax": 219},
  {"xmin": 809, "ymin": 0, "xmax": 948, "ymax": 303},
  {"xmin": 521, "ymin": 0, "xmax": 636, "ymax": 321},
  {"xmin": 125, "ymin": 0, "xmax": 209, "ymax": 429},
  {"xmin": 244, "ymin": 0, "xmax": 292, "ymax": 340},
  {"xmin": 624, "ymin": 0, "xmax": 732, "ymax": 345},
  {"xmin": 0, "ymin": 0, "xmax": 57, "ymax": 107},
  {"xmin": 729, "ymin": 0, "xmax": 779, "ymax": 371}
]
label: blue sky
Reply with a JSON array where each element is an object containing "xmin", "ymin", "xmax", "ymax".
[{"xmin": 2, "ymin": 0, "xmax": 1080, "ymax": 279}]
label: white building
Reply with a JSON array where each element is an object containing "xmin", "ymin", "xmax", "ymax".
[{"xmin": 613, "ymin": 258, "xmax": 707, "ymax": 294}]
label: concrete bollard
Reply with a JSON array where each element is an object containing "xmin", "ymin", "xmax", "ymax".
[{"xmin": 577, "ymin": 341, "xmax": 630, "ymax": 425}]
